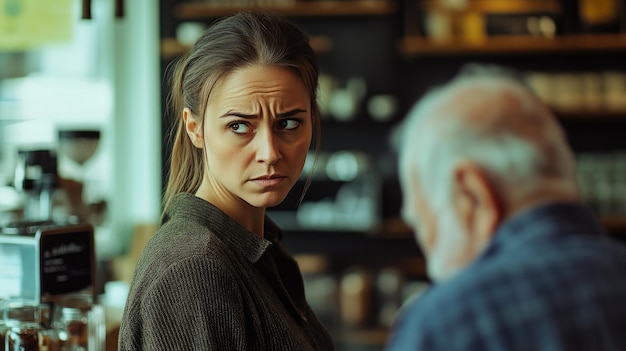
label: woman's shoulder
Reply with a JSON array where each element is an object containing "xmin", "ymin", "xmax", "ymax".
[
  {"xmin": 128, "ymin": 217, "xmax": 228, "ymax": 279},
  {"xmin": 127, "ymin": 230, "xmax": 241, "ymax": 299},
  {"xmin": 121, "ymin": 245, "xmax": 245, "ymax": 336},
  {"xmin": 140, "ymin": 220, "xmax": 230, "ymax": 266}
]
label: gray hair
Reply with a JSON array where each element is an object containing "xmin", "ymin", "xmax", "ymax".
[{"xmin": 398, "ymin": 64, "xmax": 577, "ymax": 211}]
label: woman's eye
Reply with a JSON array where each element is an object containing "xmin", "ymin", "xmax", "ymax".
[
  {"xmin": 278, "ymin": 119, "xmax": 301, "ymax": 131},
  {"xmin": 229, "ymin": 122, "xmax": 251, "ymax": 134}
]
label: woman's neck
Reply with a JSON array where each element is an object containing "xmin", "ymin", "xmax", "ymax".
[{"xmin": 195, "ymin": 181, "xmax": 266, "ymax": 237}]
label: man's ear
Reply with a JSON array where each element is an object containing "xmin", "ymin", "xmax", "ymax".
[
  {"xmin": 452, "ymin": 161, "xmax": 503, "ymax": 244},
  {"xmin": 183, "ymin": 108, "xmax": 204, "ymax": 149}
]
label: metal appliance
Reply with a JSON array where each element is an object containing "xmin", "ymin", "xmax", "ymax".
[
  {"xmin": 0, "ymin": 222, "xmax": 104, "ymax": 350},
  {"xmin": 0, "ymin": 222, "xmax": 96, "ymax": 303}
]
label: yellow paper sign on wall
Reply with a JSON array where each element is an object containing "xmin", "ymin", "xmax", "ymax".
[{"xmin": 0, "ymin": 0, "xmax": 75, "ymax": 50}]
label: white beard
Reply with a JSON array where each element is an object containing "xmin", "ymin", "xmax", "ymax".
[{"xmin": 426, "ymin": 209, "xmax": 471, "ymax": 283}]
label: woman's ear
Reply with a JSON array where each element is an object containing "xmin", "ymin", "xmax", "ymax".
[
  {"xmin": 183, "ymin": 107, "xmax": 204, "ymax": 148},
  {"xmin": 452, "ymin": 161, "xmax": 503, "ymax": 244}
]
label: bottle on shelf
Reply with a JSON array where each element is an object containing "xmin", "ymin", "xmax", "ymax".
[{"xmin": 578, "ymin": 0, "xmax": 623, "ymax": 33}]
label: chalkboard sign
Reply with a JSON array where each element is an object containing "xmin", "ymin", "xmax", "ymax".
[{"xmin": 38, "ymin": 224, "xmax": 94, "ymax": 299}]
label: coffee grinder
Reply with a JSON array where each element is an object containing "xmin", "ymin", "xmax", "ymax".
[{"xmin": 13, "ymin": 149, "xmax": 58, "ymax": 223}]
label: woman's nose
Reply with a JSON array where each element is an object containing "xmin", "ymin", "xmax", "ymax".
[{"xmin": 255, "ymin": 129, "xmax": 282, "ymax": 165}]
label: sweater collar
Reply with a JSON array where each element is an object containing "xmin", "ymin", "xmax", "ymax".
[{"xmin": 164, "ymin": 193, "xmax": 282, "ymax": 263}]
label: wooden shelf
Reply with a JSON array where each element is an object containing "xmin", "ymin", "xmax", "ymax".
[
  {"xmin": 174, "ymin": 1, "xmax": 396, "ymax": 19},
  {"xmin": 557, "ymin": 110, "xmax": 626, "ymax": 120},
  {"xmin": 161, "ymin": 38, "xmax": 190, "ymax": 59},
  {"xmin": 602, "ymin": 216, "xmax": 626, "ymax": 233},
  {"xmin": 334, "ymin": 327, "xmax": 390, "ymax": 346},
  {"xmin": 283, "ymin": 230, "xmax": 421, "ymax": 259},
  {"xmin": 161, "ymin": 35, "xmax": 333, "ymax": 59},
  {"xmin": 421, "ymin": 0, "xmax": 560, "ymax": 14},
  {"xmin": 399, "ymin": 34, "xmax": 626, "ymax": 57}
]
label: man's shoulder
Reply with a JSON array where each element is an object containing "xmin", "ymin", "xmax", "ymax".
[
  {"xmin": 404, "ymin": 237, "xmax": 626, "ymax": 313},
  {"xmin": 399, "ymin": 236, "xmax": 626, "ymax": 328}
]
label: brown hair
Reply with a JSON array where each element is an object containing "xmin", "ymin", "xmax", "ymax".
[{"xmin": 163, "ymin": 11, "xmax": 320, "ymax": 215}]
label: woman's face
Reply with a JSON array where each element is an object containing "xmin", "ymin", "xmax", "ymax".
[{"xmin": 185, "ymin": 65, "xmax": 313, "ymax": 209}]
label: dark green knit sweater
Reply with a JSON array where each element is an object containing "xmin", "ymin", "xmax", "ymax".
[{"xmin": 118, "ymin": 193, "xmax": 334, "ymax": 350}]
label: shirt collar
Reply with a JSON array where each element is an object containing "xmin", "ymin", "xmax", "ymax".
[
  {"xmin": 482, "ymin": 201, "xmax": 605, "ymax": 258},
  {"xmin": 426, "ymin": 202, "xmax": 606, "ymax": 291},
  {"xmin": 165, "ymin": 193, "xmax": 281, "ymax": 263}
]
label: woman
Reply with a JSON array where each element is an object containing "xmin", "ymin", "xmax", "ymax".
[{"xmin": 119, "ymin": 12, "xmax": 334, "ymax": 350}]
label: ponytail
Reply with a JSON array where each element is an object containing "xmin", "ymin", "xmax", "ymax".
[{"xmin": 162, "ymin": 56, "xmax": 204, "ymax": 218}]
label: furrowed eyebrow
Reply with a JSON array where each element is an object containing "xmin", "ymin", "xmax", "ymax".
[
  {"xmin": 218, "ymin": 109, "xmax": 307, "ymax": 119},
  {"xmin": 277, "ymin": 109, "xmax": 307, "ymax": 118},
  {"xmin": 219, "ymin": 112, "xmax": 256, "ymax": 119}
]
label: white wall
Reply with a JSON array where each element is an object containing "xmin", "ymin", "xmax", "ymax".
[
  {"xmin": 110, "ymin": 0, "xmax": 161, "ymax": 253},
  {"xmin": 0, "ymin": 0, "xmax": 161, "ymax": 258}
]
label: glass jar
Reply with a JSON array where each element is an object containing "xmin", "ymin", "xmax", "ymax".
[
  {"xmin": 39, "ymin": 327, "xmax": 62, "ymax": 351},
  {"xmin": 3, "ymin": 298, "xmax": 43, "ymax": 351},
  {"xmin": 52, "ymin": 295, "xmax": 93, "ymax": 351},
  {"xmin": 579, "ymin": 0, "xmax": 621, "ymax": 33},
  {"xmin": 6, "ymin": 323, "xmax": 41, "ymax": 351},
  {"xmin": 55, "ymin": 306, "xmax": 88, "ymax": 351},
  {"xmin": 0, "ymin": 297, "xmax": 8, "ymax": 350}
]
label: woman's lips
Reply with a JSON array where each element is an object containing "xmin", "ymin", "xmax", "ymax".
[{"xmin": 250, "ymin": 175, "xmax": 286, "ymax": 187}]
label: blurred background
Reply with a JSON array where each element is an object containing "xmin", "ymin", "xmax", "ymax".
[{"xmin": 2, "ymin": 0, "xmax": 626, "ymax": 350}]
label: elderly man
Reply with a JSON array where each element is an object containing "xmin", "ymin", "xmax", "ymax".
[{"xmin": 386, "ymin": 66, "xmax": 626, "ymax": 351}]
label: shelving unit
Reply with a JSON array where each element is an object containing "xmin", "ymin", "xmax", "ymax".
[
  {"xmin": 160, "ymin": 1, "xmax": 395, "ymax": 59},
  {"xmin": 284, "ymin": 230, "xmax": 419, "ymax": 259},
  {"xmin": 159, "ymin": 1, "xmax": 626, "ymax": 349},
  {"xmin": 396, "ymin": 0, "xmax": 626, "ymax": 236},
  {"xmin": 420, "ymin": 0, "xmax": 561, "ymax": 14},
  {"xmin": 173, "ymin": 1, "xmax": 397, "ymax": 18},
  {"xmin": 399, "ymin": 34, "xmax": 626, "ymax": 57},
  {"xmin": 557, "ymin": 110, "xmax": 626, "ymax": 120},
  {"xmin": 161, "ymin": 35, "xmax": 333, "ymax": 59},
  {"xmin": 335, "ymin": 327, "xmax": 390, "ymax": 349},
  {"xmin": 602, "ymin": 216, "xmax": 626, "ymax": 234}
]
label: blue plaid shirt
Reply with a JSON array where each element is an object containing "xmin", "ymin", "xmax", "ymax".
[{"xmin": 386, "ymin": 202, "xmax": 626, "ymax": 351}]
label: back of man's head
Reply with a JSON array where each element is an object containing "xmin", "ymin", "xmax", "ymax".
[
  {"xmin": 397, "ymin": 64, "xmax": 580, "ymax": 282},
  {"xmin": 400, "ymin": 64, "xmax": 578, "ymax": 215}
]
